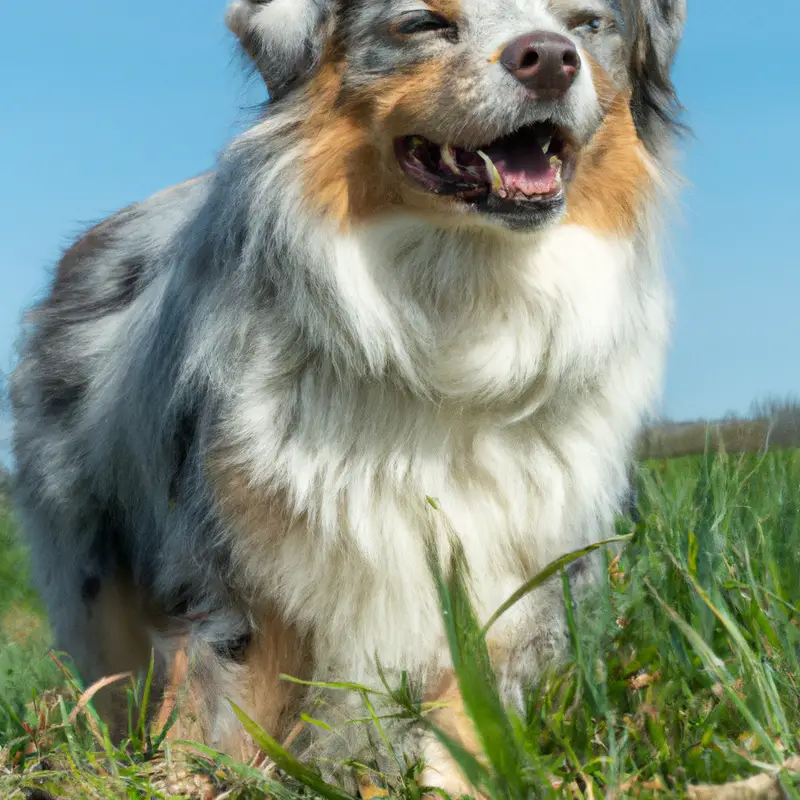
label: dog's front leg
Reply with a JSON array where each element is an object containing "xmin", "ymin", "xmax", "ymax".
[{"xmin": 417, "ymin": 671, "xmax": 489, "ymax": 800}]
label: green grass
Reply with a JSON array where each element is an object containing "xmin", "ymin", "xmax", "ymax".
[
  {"xmin": 0, "ymin": 502, "xmax": 63, "ymax": 751},
  {"xmin": 1, "ymin": 449, "xmax": 799, "ymax": 798}
]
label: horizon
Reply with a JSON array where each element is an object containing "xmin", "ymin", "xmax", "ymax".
[{"xmin": 1, "ymin": 1, "xmax": 799, "ymax": 464}]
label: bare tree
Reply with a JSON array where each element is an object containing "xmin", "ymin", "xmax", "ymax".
[
  {"xmin": 749, "ymin": 394, "xmax": 800, "ymax": 423},
  {"xmin": 638, "ymin": 394, "xmax": 800, "ymax": 460}
]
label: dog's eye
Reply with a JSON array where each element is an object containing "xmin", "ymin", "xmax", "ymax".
[
  {"xmin": 572, "ymin": 17, "xmax": 603, "ymax": 35},
  {"xmin": 392, "ymin": 11, "xmax": 454, "ymax": 37}
]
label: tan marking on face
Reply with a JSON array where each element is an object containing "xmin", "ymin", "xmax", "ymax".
[
  {"xmin": 300, "ymin": 45, "xmax": 647, "ymax": 233},
  {"xmin": 165, "ymin": 631, "xmax": 309, "ymax": 763},
  {"xmin": 297, "ymin": 63, "xmax": 371, "ymax": 228},
  {"xmin": 158, "ymin": 613, "xmax": 311, "ymax": 762},
  {"xmin": 585, "ymin": 53, "xmax": 619, "ymax": 112},
  {"xmin": 565, "ymin": 61, "xmax": 652, "ymax": 235},
  {"xmin": 424, "ymin": 0, "xmax": 461, "ymax": 20},
  {"xmin": 298, "ymin": 53, "xmax": 464, "ymax": 227},
  {"xmin": 235, "ymin": 607, "xmax": 311, "ymax": 746}
]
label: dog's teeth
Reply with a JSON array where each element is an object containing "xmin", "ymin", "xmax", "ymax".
[
  {"xmin": 541, "ymin": 136, "xmax": 552, "ymax": 155},
  {"xmin": 441, "ymin": 144, "xmax": 461, "ymax": 175},
  {"xmin": 549, "ymin": 155, "xmax": 562, "ymax": 168},
  {"xmin": 476, "ymin": 150, "xmax": 503, "ymax": 192}
]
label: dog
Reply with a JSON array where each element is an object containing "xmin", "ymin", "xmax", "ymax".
[{"xmin": 10, "ymin": 0, "xmax": 685, "ymax": 793}]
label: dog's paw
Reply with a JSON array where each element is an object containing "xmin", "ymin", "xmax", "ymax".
[{"xmin": 420, "ymin": 738, "xmax": 487, "ymax": 800}]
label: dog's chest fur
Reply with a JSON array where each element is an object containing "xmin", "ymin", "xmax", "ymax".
[{"xmin": 213, "ymin": 217, "xmax": 668, "ymax": 679}]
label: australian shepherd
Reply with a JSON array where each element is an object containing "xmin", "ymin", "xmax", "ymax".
[{"xmin": 11, "ymin": 0, "xmax": 685, "ymax": 793}]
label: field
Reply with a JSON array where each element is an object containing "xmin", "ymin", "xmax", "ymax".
[{"xmin": 1, "ymin": 448, "xmax": 799, "ymax": 799}]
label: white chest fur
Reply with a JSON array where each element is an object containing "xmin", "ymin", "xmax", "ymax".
[{"xmin": 221, "ymin": 219, "xmax": 668, "ymax": 680}]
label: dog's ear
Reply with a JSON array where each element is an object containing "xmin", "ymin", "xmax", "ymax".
[
  {"xmin": 624, "ymin": 0, "xmax": 687, "ymax": 153},
  {"xmin": 226, "ymin": 0, "xmax": 331, "ymax": 101}
]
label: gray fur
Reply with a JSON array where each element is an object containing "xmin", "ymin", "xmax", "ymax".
[
  {"xmin": 226, "ymin": 0, "xmax": 332, "ymax": 100},
  {"xmin": 11, "ymin": 0, "xmax": 685, "ymax": 785},
  {"xmin": 624, "ymin": 0, "xmax": 687, "ymax": 150}
]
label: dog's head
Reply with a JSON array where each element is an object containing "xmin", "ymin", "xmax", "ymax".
[{"xmin": 227, "ymin": 0, "xmax": 685, "ymax": 232}]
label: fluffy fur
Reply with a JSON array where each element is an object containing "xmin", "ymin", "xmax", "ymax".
[{"xmin": 11, "ymin": 0, "xmax": 685, "ymax": 792}]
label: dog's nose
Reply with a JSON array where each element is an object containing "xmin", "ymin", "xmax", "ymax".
[{"xmin": 500, "ymin": 32, "xmax": 581, "ymax": 99}]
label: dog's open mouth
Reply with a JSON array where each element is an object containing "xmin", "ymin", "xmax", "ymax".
[{"xmin": 395, "ymin": 122, "xmax": 575, "ymax": 206}]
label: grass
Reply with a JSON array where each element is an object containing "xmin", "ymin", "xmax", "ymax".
[
  {"xmin": 0, "ymin": 502, "xmax": 63, "ymax": 751},
  {"xmin": 1, "ymin": 448, "xmax": 799, "ymax": 798}
]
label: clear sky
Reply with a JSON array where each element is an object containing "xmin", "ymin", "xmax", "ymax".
[{"xmin": 0, "ymin": 1, "xmax": 798, "ymax": 464}]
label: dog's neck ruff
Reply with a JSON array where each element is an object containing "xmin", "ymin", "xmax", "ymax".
[
  {"xmin": 211, "ymin": 127, "xmax": 663, "ymax": 410},
  {"xmin": 218, "ymin": 198, "xmax": 668, "ymax": 673}
]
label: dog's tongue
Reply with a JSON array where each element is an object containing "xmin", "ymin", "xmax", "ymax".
[{"xmin": 485, "ymin": 138, "xmax": 558, "ymax": 197}]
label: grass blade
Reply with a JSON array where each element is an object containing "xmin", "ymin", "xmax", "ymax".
[
  {"xmin": 482, "ymin": 535, "xmax": 632, "ymax": 636},
  {"xmin": 644, "ymin": 578, "xmax": 783, "ymax": 763},
  {"xmin": 427, "ymin": 535, "xmax": 527, "ymax": 799},
  {"xmin": 230, "ymin": 699, "xmax": 356, "ymax": 800}
]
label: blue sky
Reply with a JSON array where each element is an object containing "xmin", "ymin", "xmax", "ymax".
[{"xmin": 1, "ymin": 0, "xmax": 798, "ymax": 462}]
